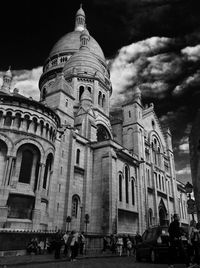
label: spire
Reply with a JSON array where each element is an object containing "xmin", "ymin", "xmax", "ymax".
[
  {"xmin": 133, "ymin": 86, "xmax": 141, "ymax": 105},
  {"xmin": 75, "ymin": 4, "xmax": 86, "ymax": 31},
  {"xmin": 80, "ymin": 29, "xmax": 90, "ymax": 50},
  {"xmin": 1, "ymin": 66, "xmax": 12, "ymax": 94}
]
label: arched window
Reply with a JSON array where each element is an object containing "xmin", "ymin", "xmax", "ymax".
[
  {"xmin": 158, "ymin": 174, "xmax": 161, "ymax": 189},
  {"xmin": 43, "ymin": 154, "xmax": 53, "ymax": 189},
  {"xmin": 79, "ymin": 86, "xmax": 84, "ymax": 100},
  {"xmin": 97, "ymin": 124, "xmax": 111, "ymax": 142},
  {"xmin": 102, "ymin": 94, "xmax": 105, "ymax": 107},
  {"xmin": 87, "ymin": 86, "xmax": 91, "ymax": 93},
  {"xmin": 148, "ymin": 208, "xmax": 153, "ymax": 226},
  {"xmin": 76, "ymin": 149, "xmax": 80, "ymax": 165},
  {"xmin": 72, "ymin": 195, "xmax": 79, "ymax": 218},
  {"xmin": 129, "ymin": 111, "xmax": 131, "ymax": 118},
  {"xmin": 98, "ymin": 91, "xmax": 102, "ymax": 105},
  {"xmin": 0, "ymin": 140, "xmax": 8, "ymax": 182},
  {"xmin": 157, "ymin": 147, "xmax": 161, "ymax": 166},
  {"xmin": 42, "ymin": 88, "xmax": 46, "ymax": 101},
  {"xmin": 4, "ymin": 112, "xmax": 12, "ymax": 127},
  {"xmin": 131, "ymin": 179, "xmax": 135, "ymax": 205},
  {"xmin": 125, "ymin": 166, "xmax": 129, "ymax": 204},
  {"xmin": 19, "ymin": 150, "xmax": 34, "ymax": 183},
  {"xmin": 119, "ymin": 173, "xmax": 122, "ymax": 201}
]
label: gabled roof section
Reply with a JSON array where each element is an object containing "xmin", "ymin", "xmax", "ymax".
[
  {"xmin": 52, "ymin": 73, "xmax": 74, "ymax": 98},
  {"xmin": 75, "ymin": 105, "xmax": 96, "ymax": 118},
  {"xmin": 142, "ymin": 103, "xmax": 166, "ymax": 142}
]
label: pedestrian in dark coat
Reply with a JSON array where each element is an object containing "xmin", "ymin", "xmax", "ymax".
[
  {"xmin": 168, "ymin": 214, "xmax": 190, "ymax": 268},
  {"xmin": 54, "ymin": 231, "xmax": 62, "ymax": 259}
]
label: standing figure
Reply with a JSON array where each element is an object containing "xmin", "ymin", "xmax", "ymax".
[
  {"xmin": 102, "ymin": 236, "xmax": 108, "ymax": 253},
  {"xmin": 70, "ymin": 230, "xmax": 79, "ymax": 261},
  {"xmin": 116, "ymin": 236, "xmax": 123, "ymax": 256},
  {"xmin": 126, "ymin": 237, "xmax": 133, "ymax": 256},
  {"xmin": 54, "ymin": 231, "xmax": 62, "ymax": 259},
  {"xmin": 79, "ymin": 231, "xmax": 86, "ymax": 255},
  {"xmin": 190, "ymin": 221, "xmax": 200, "ymax": 265},
  {"xmin": 63, "ymin": 231, "xmax": 70, "ymax": 257},
  {"xmin": 168, "ymin": 214, "xmax": 190, "ymax": 268}
]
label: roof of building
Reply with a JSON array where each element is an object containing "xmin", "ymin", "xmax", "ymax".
[{"xmin": 49, "ymin": 31, "xmax": 105, "ymax": 61}]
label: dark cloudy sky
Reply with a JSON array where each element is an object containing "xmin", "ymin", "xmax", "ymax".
[{"xmin": 0, "ymin": 0, "xmax": 200, "ymax": 183}]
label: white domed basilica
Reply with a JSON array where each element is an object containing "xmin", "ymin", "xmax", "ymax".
[{"xmin": 0, "ymin": 6, "xmax": 188, "ymax": 234}]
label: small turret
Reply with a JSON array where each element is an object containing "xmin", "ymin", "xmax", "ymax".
[
  {"xmin": 80, "ymin": 29, "xmax": 90, "ymax": 50},
  {"xmin": 165, "ymin": 127, "xmax": 173, "ymax": 152},
  {"xmin": 75, "ymin": 4, "xmax": 85, "ymax": 31},
  {"xmin": 1, "ymin": 67, "xmax": 12, "ymax": 94},
  {"xmin": 133, "ymin": 86, "xmax": 141, "ymax": 105}
]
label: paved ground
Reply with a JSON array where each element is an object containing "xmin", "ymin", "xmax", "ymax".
[
  {"xmin": 0, "ymin": 255, "xmax": 187, "ymax": 268},
  {"xmin": 0, "ymin": 252, "xmax": 189, "ymax": 268}
]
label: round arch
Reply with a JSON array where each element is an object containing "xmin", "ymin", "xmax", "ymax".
[
  {"xmin": 0, "ymin": 133, "xmax": 13, "ymax": 155},
  {"xmin": 96, "ymin": 124, "xmax": 111, "ymax": 142},
  {"xmin": 148, "ymin": 130, "xmax": 165, "ymax": 153},
  {"xmin": 13, "ymin": 138, "xmax": 45, "ymax": 161}
]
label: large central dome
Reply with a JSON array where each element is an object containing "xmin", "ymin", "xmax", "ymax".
[
  {"xmin": 39, "ymin": 5, "xmax": 106, "ymax": 89},
  {"xmin": 49, "ymin": 31, "xmax": 105, "ymax": 61}
]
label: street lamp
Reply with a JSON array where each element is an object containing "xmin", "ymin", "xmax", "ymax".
[
  {"xmin": 66, "ymin": 216, "xmax": 71, "ymax": 231},
  {"xmin": 185, "ymin": 181, "xmax": 196, "ymax": 221}
]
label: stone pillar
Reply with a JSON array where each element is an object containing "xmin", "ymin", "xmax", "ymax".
[
  {"xmin": 37, "ymin": 163, "xmax": 45, "ymax": 192},
  {"xmin": 32, "ymin": 163, "xmax": 45, "ymax": 230},
  {"xmin": 3, "ymin": 156, "xmax": 14, "ymax": 186},
  {"xmin": 29, "ymin": 120, "xmax": 35, "ymax": 133},
  {"xmin": 152, "ymin": 165, "xmax": 159, "ymax": 225},
  {"xmin": 20, "ymin": 117, "xmax": 28, "ymax": 132}
]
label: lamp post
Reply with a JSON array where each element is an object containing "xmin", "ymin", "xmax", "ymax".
[
  {"xmin": 66, "ymin": 216, "xmax": 71, "ymax": 231},
  {"xmin": 185, "ymin": 182, "xmax": 195, "ymax": 222},
  {"xmin": 84, "ymin": 214, "xmax": 89, "ymax": 234}
]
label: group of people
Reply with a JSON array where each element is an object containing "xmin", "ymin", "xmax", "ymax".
[
  {"xmin": 27, "ymin": 237, "xmax": 46, "ymax": 255},
  {"xmin": 54, "ymin": 230, "xmax": 86, "ymax": 261},
  {"xmin": 168, "ymin": 213, "xmax": 200, "ymax": 268},
  {"xmin": 102, "ymin": 232, "xmax": 142, "ymax": 257}
]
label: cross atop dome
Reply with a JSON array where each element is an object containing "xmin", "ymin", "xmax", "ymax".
[{"xmin": 75, "ymin": 4, "xmax": 86, "ymax": 32}]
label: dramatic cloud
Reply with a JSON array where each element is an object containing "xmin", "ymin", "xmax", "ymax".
[
  {"xmin": 181, "ymin": 45, "xmax": 200, "ymax": 62},
  {"xmin": 176, "ymin": 165, "xmax": 191, "ymax": 176},
  {"xmin": 110, "ymin": 33, "xmax": 200, "ymax": 182}
]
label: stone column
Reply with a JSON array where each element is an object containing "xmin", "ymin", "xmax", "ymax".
[
  {"xmin": 37, "ymin": 163, "xmax": 45, "ymax": 192},
  {"xmin": 3, "ymin": 156, "xmax": 14, "ymax": 186},
  {"xmin": 19, "ymin": 117, "xmax": 27, "ymax": 132},
  {"xmin": 32, "ymin": 163, "xmax": 45, "ymax": 229},
  {"xmin": 28, "ymin": 120, "xmax": 35, "ymax": 133}
]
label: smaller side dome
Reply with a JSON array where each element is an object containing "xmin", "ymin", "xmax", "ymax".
[{"xmin": 80, "ymin": 29, "xmax": 90, "ymax": 49}]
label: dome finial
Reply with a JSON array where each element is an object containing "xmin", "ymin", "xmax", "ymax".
[{"xmin": 75, "ymin": 4, "xmax": 86, "ymax": 31}]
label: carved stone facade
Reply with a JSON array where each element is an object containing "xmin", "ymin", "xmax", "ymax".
[{"xmin": 0, "ymin": 6, "xmax": 187, "ymax": 234}]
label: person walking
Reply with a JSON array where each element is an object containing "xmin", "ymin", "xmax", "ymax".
[
  {"xmin": 102, "ymin": 236, "xmax": 109, "ymax": 253},
  {"xmin": 79, "ymin": 231, "xmax": 86, "ymax": 255},
  {"xmin": 63, "ymin": 231, "xmax": 70, "ymax": 257},
  {"xmin": 190, "ymin": 221, "xmax": 200, "ymax": 265},
  {"xmin": 116, "ymin": 236, "xmax": 123, "ymax": 256},
  {"xmin": 54, "ymin": 231, "xmax": 62, "ymax": 259},
  {"xmin": 70, "ymin": 230, "xmax": 79, "ymax": 261},
  {"xmin": 168, "ymin": 214, "xmax": 190, "ymax": 268},
  {"xmin": 126, "ymin": 237, "xmax": 133, "ymax": 256}
]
